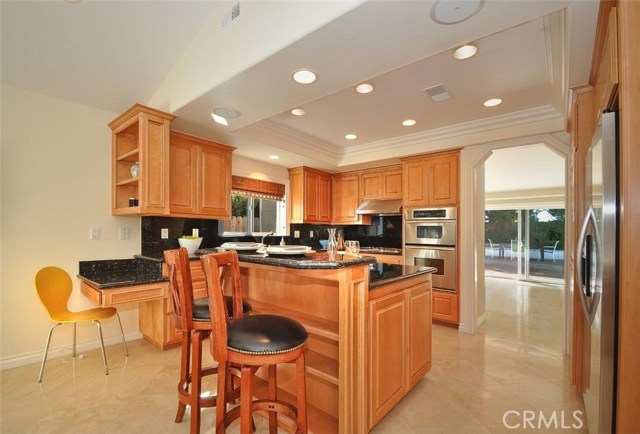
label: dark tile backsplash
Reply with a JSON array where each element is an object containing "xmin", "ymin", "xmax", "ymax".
[
  {"xmin": 141, "ymin": 215, "xmax": 402, "ymax": 259},
  {"xmin": 290, "ymin": 215, "xmax": 402, "ymax": 250}
]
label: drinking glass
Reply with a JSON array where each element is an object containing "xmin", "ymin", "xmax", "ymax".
[{"xmin": 346, "ymin": 240, "xmax": 360, "ymax": 254}]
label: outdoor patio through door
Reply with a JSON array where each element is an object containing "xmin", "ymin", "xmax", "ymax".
[{"xmin": 485, "ymin": 208, "xmax": 565, "ymax": 281}]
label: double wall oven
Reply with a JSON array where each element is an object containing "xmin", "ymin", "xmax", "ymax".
[{"xmin": 404, "ymin": 207, "xmax": 457, "ymax": 292}]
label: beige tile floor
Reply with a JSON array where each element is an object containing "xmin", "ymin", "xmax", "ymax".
[{"xmin": 1, "ymin": 277, "xmax": 586, "ymax": 434}]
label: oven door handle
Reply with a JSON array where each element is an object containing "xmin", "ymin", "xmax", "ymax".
[
  {"xmin": 405, "ymin": 220, "xmax": 456, "ymax": 224},
  {"xmin": 404, "ymin": 245, "xmax": 455, "ymax": 251}
]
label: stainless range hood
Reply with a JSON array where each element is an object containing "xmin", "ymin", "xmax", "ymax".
[{"xmin": 355, "ymin": 199, "xmax": 403, "ymax": 216}]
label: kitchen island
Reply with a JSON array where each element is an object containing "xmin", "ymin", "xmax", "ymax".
[
  {"xmin": 77, "ymin": 251, "xmax": 434, "ymax": 433},
  {"xmin": 217, "ymin": 250, "xmax": 434, "ymax": 434}
]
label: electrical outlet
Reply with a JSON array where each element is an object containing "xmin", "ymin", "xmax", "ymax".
[
  {"xmin": 310, "ymin": 230, "xmax": 314, "ymax": 238},
  {"xmin": 89, "ymin": 227, "xmax": 100, "ymax": 240},
  {"xmin": 294, "ymin": 230, "xmax": 300, "ymax": 238},
  {"xmin": 161, "ymin": 228, "xmax": 169, "ymax": 239},
  {"xmin": 119, "ymin": 227, "xmax": 129, "ymax": 240},
  {"xmin": 192, "ymin": 228, "xmax": 199, "ymax": 237}
]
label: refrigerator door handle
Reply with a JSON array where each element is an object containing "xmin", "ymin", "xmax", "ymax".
[{"xmin": 576, "ymin": 207, "xmax": 600, "ymax": 325}]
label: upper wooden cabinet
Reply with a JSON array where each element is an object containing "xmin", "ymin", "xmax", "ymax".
[
  {"xmin": 169, "ymin": 131, "xmax": 235, "ymax": 219},
  {"xmin": 288, "ymin": 166, "xmax": 332, "ymax": 224},
  {"xmin": 109, "ymin": 104, "xmax": 175, "ymax": 215},
  {"xmin": 332, "ymin": 172, "xmax": 371, "ymax": 225},
  {"xmin": 401, "ymin": 150, "xmax": 459, "ymax": 207},
  {"xmin": 361, "ymin": 165, "xmax": 403, "ymax": 200}
]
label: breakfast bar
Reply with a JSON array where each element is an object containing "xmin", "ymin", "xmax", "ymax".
[
  {"xmin": 77, "ymin": 251, "xmax": 434, "ymax": 433},
  {"xmin": 221, "ymin": 251, "xmax": 434, "ymax": 434}
]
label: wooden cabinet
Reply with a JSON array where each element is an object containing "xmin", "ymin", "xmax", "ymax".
[
  {"xmin": 402, "ymin": 151, "xmax": 459, "ymax": 207},
  {"xmin": 360, "ymin": 165, "xmax": 403, "ymax": 200},
  {"xmin": 368, "ymin": 278, "xmax": 432, "ymax": 429},
  {"xmin": 169, "ymin": 131, "xmax": 235, "ymax": 219},
  {"xmin": 288, "ymin": 166, "xmax": 332, "ymax": 224},
  {"xmin": 359, "ymin": 253, "xmax": 403, "ymax": 265},
  {"xmin": 139, "ymin": 260, "xmax": 208, "ymax": 349},
  {"xmin": 108, "ymin": 104, "xmax": 175, "ymax": 215},
  {"xmin": 332, "ymin": 172, "xmax": 371, "ymax": 225},
  {"xmin": 432, "ymin": 290, "xmax": 458, "ymax": 324}
]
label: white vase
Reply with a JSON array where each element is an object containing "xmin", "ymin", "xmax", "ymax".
[{"xmin": 130, "ymin": 162, "xmax": 140, "ymax": 178}]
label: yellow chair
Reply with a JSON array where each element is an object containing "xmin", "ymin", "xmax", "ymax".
[{"xmin": 35, "ymin": 266, "xmax": 128, "ymax": 382}]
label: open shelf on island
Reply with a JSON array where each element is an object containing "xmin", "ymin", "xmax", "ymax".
[
  {"xmin": 252, "ymin": 375, "xmax": 338, "ymax": 434},
  {"xmin": 245, "ymin": 298, "xmax": 339, "ymax": 342}
]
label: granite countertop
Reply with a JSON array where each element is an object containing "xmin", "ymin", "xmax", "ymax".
[
  {"xmin": 196, "ymin": 248, "xmax": 377, "ymax": 269},
  {"xmin": 78, "ymin": 258, "xmax": 167, "ymax": 289},
  {"xmin": 368, "ymin": 263, "xmax": 437, "ymax": 289}
]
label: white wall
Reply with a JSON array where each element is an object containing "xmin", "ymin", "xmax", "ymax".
[{"xmin": 1, "ymin": 86, "xmax": 142, "ymax": 369}]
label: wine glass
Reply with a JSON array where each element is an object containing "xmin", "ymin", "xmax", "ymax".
[{"xmin": 346, "ymin": 240, "xmax": 360, "ymax": 255}]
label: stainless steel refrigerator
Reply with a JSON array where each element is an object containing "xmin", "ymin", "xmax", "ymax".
[{"xmin": 577, "ymin": 110, "xmax": 618, "ymax": 433}]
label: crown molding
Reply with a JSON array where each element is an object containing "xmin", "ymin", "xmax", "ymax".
[
  {"xmin": 340, "ymin": 105, "xmax": 564, "ymax": 163},
  {"xmin": 234, "ymin": 119, "xmax": 341, "ymax": 166}
]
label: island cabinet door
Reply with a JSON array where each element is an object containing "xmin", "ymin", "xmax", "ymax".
[
  {"xmin": 408, "ymin": 283, "xmax": 432, "ymax": 388},
  {"xmin": 369, "ymin": 291, "xmax": 408, "ymax": 428}
]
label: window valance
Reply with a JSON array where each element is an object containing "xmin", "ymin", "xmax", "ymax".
[{"xmin": 231, "ymin": 176, "xmax": 285, "ymax": 201}]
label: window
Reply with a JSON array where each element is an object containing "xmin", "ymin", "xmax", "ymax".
[{"xmin": 221, "ymin": 176, "xmax": 287, "ymax": 236}]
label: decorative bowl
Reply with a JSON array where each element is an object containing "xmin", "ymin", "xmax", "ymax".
[
  {"xmin": 178, "ymin": 237, "xmax": 203, "ymax": 255},
  {"xmin": 319, "ymin": 240, "xmax": 328, "ymax": 249}
]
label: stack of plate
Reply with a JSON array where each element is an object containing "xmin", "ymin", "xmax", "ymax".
[
  {"xmin": 265, "ymin": 245, "xmax": 313, "ymax": 256},
  {"xmin": 220, "ymin": 242, "xmax": 264, "ymax": 252}
]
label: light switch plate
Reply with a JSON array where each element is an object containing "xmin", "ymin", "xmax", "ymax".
[
  {"xmin": 161, "ymin": 228, "xmax": 169, "ymax": 239},
  {"xmin": 119, "ymin": 227, "xmax": 129, "ymax": 240},
  {"xmin": 310, "ymin": 230, "xmax": 314, "ymax": 238},
  {"xmin": 294, "ymin": 230, "xmax": 300, "ymax": 238},
  {"xmin": 89, "ymin": 227, "xmax": 100, "ymax": 240},
  {"xmin": 192, "ymin": 228, "xmax": 199, "ymax": 237}
]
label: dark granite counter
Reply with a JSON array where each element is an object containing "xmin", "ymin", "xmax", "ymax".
[
  {"xmin": 78, "ymin": 258, "xmax": 166, "ymax": 289},
  {"xmin": 196, "ymin": 248, "xmax": 376, "ymax": 269},
  {"xmin": 368, "ymin": 263, "xmax": 436, "ymax": 289}
]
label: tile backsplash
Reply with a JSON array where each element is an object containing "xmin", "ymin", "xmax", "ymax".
[{"xmin": 141, "ymin": 215, "xmax": 402, "ymax": 259}]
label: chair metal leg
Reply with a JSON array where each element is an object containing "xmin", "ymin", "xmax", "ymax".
[
  {"xmin": 94, "ymin": 320, "xmax": 109, "ymax": 376},
  {"xmin": 115, "ymin": 312, "xmax": 129, "ymax": 356},
  {"xmin": 38, "ymin": 323, "xmax": 61, "ymax": 382},
  {"xmin": 73, "ymin": 322, "xmax": 77, "ymax": 357}
]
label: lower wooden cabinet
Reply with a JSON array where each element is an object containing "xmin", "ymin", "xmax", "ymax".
[
  {"xmin": 432, "ymin": 290, "xmax": 458, "ymax": 324},
  {"xmin": 368, "ymin": 278, "xmax": 432, "ymax": 429},
  {"xmin": 360, "ymin": 253, "xmax": 403, "ymax": 265},
  {"xmin": 139, "ymin": 260, "xmax": 207, "ymax": 349}
]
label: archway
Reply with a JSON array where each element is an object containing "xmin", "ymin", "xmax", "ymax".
[{"xmin": 458, "ymin": 133, "xmax": 573, "ymax": 354}]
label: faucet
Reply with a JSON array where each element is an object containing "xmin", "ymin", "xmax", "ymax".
[{"xmin": 261, "ymin": 231, "xmax": 274, "ymax": 245}]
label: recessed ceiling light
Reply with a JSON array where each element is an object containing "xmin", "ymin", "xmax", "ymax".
[
  {"xmin": 292, "ymin": 69, "xmax": 317, "ymax": 84},
  {"xmin": 431, "ymin": 0, "xmax": 483, "ymax": 25},
  {"xmin": 453, "ymin": 44, "xmax": 478, "ymax": 60},
  {"xmin": 268, "ymin": 155, "xmax": 280, "ymax": 160},
  {"xmin": 211, "ymin": 113, "xmax": 228, "ymax": 126},
  {"xmin": 212, "ymin": 107, "xmax": 240, "ymax": 118},
  {"xmin": 402, "ymin": 119, "xmax": 417, "ymax": 126},
  {"xmin": 345, "ymin": 134, "xmax": 357, "ymax": 140},
  {"xmin": 291, "ymin": 108, "xmax": 306, "ymax": 116},
  {"xmin": 355, "ymin": 83, "xmax": 374, "ymax": 94},
  {"xmin": 483, "ymin": 98, "xmax": 503, "ymax": 107}
]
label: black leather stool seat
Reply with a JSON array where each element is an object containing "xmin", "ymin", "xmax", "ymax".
[
  {"xmin": 227, "ymin": 314, "xmax": 308, "ymax": 355},
  {"xmin": 192, "ymin": 296, "xmax": 252, "ymax": 322}
]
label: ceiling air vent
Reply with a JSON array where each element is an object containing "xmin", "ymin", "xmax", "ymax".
[
  {"xmin": 222, "ymin": 2, "xmax": 240, "ymax": 27},
  {"xmin": 423, "ymin": 84, "xmax": 451, "ymax": 102}
]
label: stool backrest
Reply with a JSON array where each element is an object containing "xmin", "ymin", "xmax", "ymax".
[
  {"xmin": 200, "ymin": 251, "xmax": 244, "ymax": 363},
  {"xmin": 164, "ymin": 248, "xmax": 195, "ymax": 330}
]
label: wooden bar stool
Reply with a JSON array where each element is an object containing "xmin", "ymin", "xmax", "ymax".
[
  {"xmin": 164, "ymin": 248, "xmax": 251, "ymax": 434},
  {"xmin": 201, "ymin": 251, "xmax": 308, "ymax": 434}
]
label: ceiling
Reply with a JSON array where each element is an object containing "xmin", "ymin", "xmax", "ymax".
[{"xmin": 1, "ymin": 0, "xmax": 599, "ymax": 171}]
